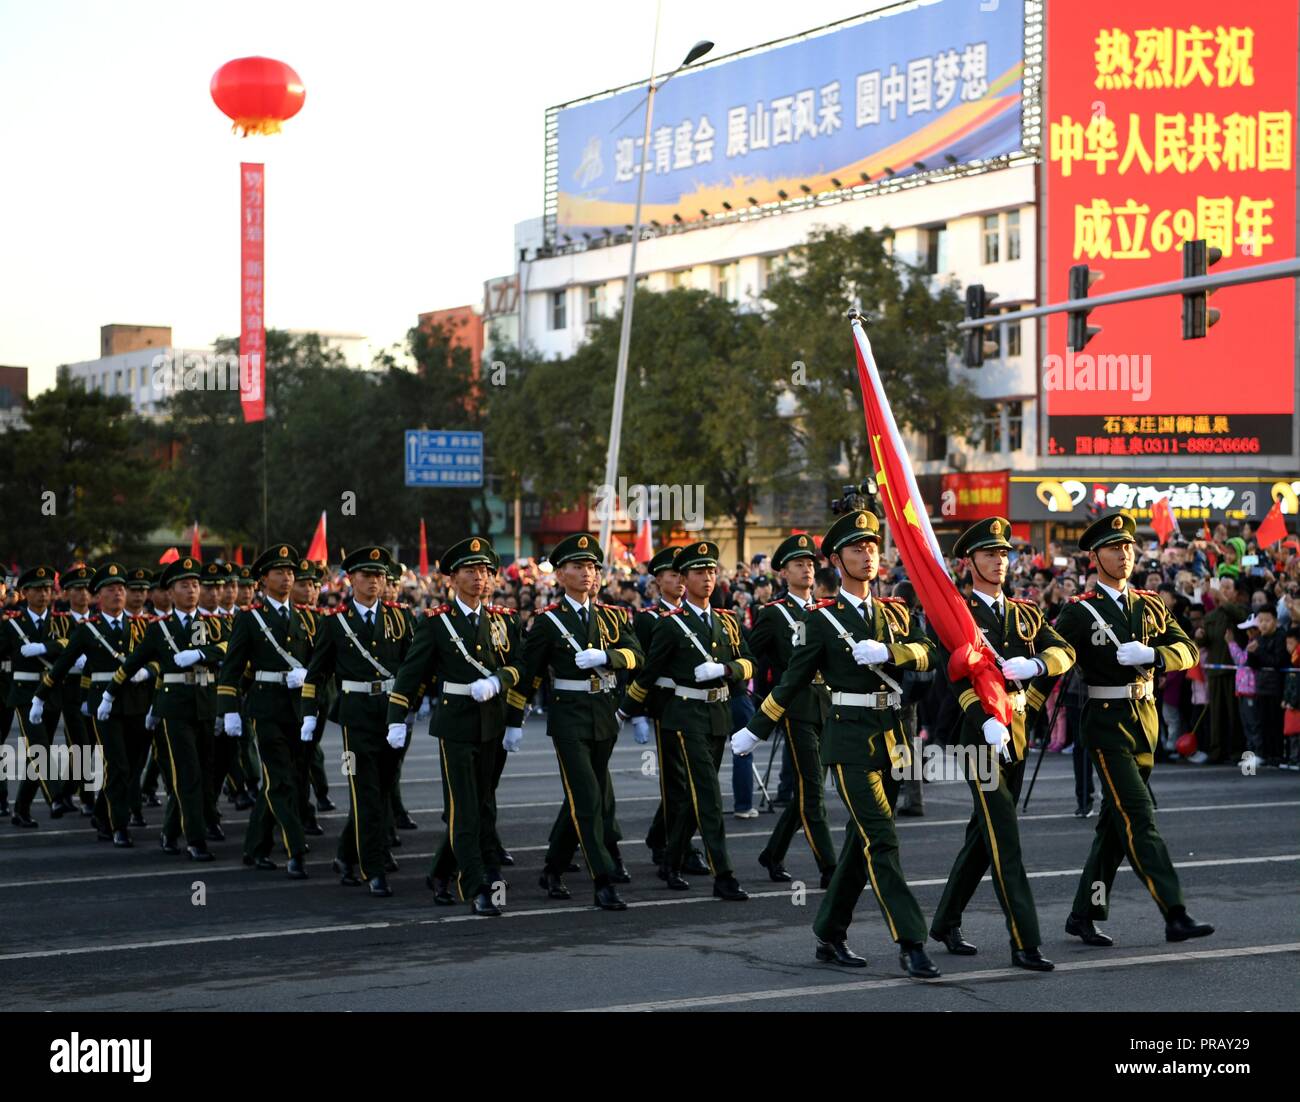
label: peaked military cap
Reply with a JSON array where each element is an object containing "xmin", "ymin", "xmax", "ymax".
[
  {"xmin": 342, "ymin": 546, "xmax": 393, "ymax": 575},
  {"xmin": 16, "ymin": 565, "xmax": 56, "ymax": 589},
  {"xmin": 252, "ymin": 543, "xmax": 300, "ymax": 578},
  {"xmin": 1080, "ymin": 510, "xmax": 1137, "ymax": 552},
  {"xmin": 551, "ymin": 532, "xmax": 602, "ymax": 567},
  {"xmin": 772, "ymin": 533, "xmax": 817, "ymax": 571},
  {"xmin": 821, "ymin": 510, "xmax": 881, "ymax": 558},
  {"xmin": 648, "ymin": 545, "xmax": 682, "ymax": 574},
  {"xmin": 91, "ymin": 562, "xmax": 128, "ymax": 592},
  {"xmin": 60, "ymin": 564, "xmax": 93, "ymax": 590},
  {"xmin": 160, "ymin": 556, "xmax": 202, "ymax": 586},
  {"xmin": 125, "ymin": 567, "xmax": 154, "ymax": 589},
  {"xmin": 200, "ymin": 560, "xmax": 227, "ymax": 585},
  {"xmin": 440, "ymin": 536, "xmax": 495, "ymax": 575},
  {"xmin": 236, "ymin": 565, "xmax": 255, "ymax": 584},
  {"xmin": 953, "ymin": 516, "xmax": 1014, "ymax": 558},
  {"xmin": 673, "ymin": 540, "xmax": 719, "ymax": 572},
  {"xmin": 296, "ymin": 558, "xmax": 323, "ymax": 583}
]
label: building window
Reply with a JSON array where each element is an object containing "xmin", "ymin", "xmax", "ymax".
[
  {"xmin": 714, "ymin": 261, "xmax": 739, "ymax": 302},
  {"xmin": 584, "ymin": 284, "xmax": 602, "ymax": 322},
  {"xmin": 668, "ymin": 269, "xmax": 691, "ymax": 290},
  {"xmin": 924, "ymin": 426, "xmax": 947, "ymax": 461},
  {"xmin": 1006, "ymin": 210, "xmax": 1021, "ymax": 261},
  {"xmin": 758, "ymin": 253, "xmax": 788, "ymax": 293},
  {"xmin": 982, "ymin": 214, "xmax": 999, "ymax": 264},
  {"xmin": 1004, "ymin": 314, "xmax": 1021, "ymax": 357},
  {"xmin": 923, "ymin": 225, "xmax": 948, "ymax": 275},
  {"xmin": 1007, "ymin": 401, "xmax": 1024, "ymax": 451},
  {"xmin": 550, "ymin": 289, "xmax": 567, "ymax": 331},
  {"xmin": 979, "ymin": 402, "xmax": 1002, "ymax": 451}
]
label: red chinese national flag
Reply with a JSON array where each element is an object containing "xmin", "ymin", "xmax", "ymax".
[
  {"xmin": 190, "ymin": 522, "xmax": 202, "ymax": 558},
  {"xmin": 1256, "ymin": 500, "xmax": 1288, "ymax": 548},
  {"xmin": 633, "ymin": 515, "xmax": 653, "ymax": 563},
  {"xmin": 305, "ymin": 511, "xmax": 328, "ymax": 565},
  {"xmin": 1151, "ymin": 496, "xmax": 1178, "ymax": 547},
  {"xmin": 158, "ymin": 547, "xmax": 179, "ymax": 565},
  {"xmin": 418, "ymin": 518, "xmax": 429, "ymax": 578},
  {"xmin": 851, "ymin": 320, "xmax": 1010, "ymax": 724}
]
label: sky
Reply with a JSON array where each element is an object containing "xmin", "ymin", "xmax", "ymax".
[{"xmin": 0, "ymin": 0, "xmax": 888, "ymax": 394}]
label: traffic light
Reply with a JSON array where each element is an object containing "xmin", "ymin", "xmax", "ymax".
[
  {"xmin": 963, "ymin": 284, "xmax": 999, "ymax": 367},
  {"xmin": 1066, "ymin": 264, "xmax": 1103, "ymax": 351},
  {"xmin": 1181, "ymin": 238, "xmax": 1222, "ymax": 339}
]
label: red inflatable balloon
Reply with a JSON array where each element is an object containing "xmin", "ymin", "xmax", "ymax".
[
  {"xmin": 211, "ymin": 57, "xmax": 305, "ymax": 136},
  {"xmin": 1175, "ymin": 733, "xmax": 1198, "ymax": 758}
]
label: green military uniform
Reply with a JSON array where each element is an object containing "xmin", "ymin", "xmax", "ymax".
[
  {"xmin": 0, "ymin": 572, "xmax": 14, "ymax": 816},
  {"xmin": 745, "ymin": 511, "xmax": 936, "ymax": 958},
  {"xmin": 305, "ymin": 546, "xmax": 415, "ymax": 891},
  {"xmin": 231, "ymin": 564, "xmax": 262, "ymax": 800},
  {"xmin": 34, "ymin": 563, "xmax": 141, "ymax": 843},
  {"xmin": 386, "ymin": 537, "xmax": 520, "ymax": 907},
  {"xmin": 928, "ymin": 518, "xmax": 1075, "ymax": 961},
  {"xmin": 748, "ymin": 534, "xmax": 837, "ymax": 881},
  {"xmin": 218, "ymin": 544, "xmax": 315, "ymax": 869},
  {"xmin": 1055, "ymin": 513, "xmax": 1209, "ymax": 941},
  {"xmin": 5, "ymin": 567, "xmax": 70, "ymax": 824},
  {"xmin": 384, "ymin": 560, "xmax": 420, "ymax": 842},
  {"xmin": 622, "ymin": 540, "xmax": 753, "ymax": 895},
  {"xmin": 197, "ymin": 561, "xmax": 235, "ymax": 839},
  {"xmin": 288, "ymin": 561, "xmax": 328, "ymax": 837},
  {"xmin": 295, "ymin": 560, "xmax": 333, "ymax": 813},
  {"xmin": 105, "ymin": 557, "xmax": 227, "ymax": 856},
  {"xmin": 505, "ymin": 533, "xmax": 643, "ymax": 906},
  {"xmin": 56, "ymin": 564, "xmax": 95, "ymax": 812},
  {"xmin": 120, "ymin": 568, "xmax": 157, "ymax": 826}
]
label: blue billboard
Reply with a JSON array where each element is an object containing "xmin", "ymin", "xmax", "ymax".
[{"xmin": 553, "ymin": 0, "xmax": 1024, "ymax": 237}]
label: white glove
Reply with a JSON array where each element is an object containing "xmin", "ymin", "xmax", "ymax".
[
  {"xmin": 386, "ymin": 723, "xmax": 408, "ymax": 749},
  {"xmin": 285, "ymin": 667, "xmax": 307, "ymax": 690},
  {"xmin": 731, "ymin": 728, "xmax": 760, "ymax": 756},
  {"xmin": 144, "ymin": 708, "xmax": 158, "ymax": 731},
  {"xmin": 503, "ymin": 726, "xmax": 524, "ymax": 752},
  {"xmin": 131, "ymin": 667, "xmax": 152, "ymax": 683},
  {"xmin": 173, "ymin": 648, "xmax": 203, "ymax": 669},
  {"xmin": 1116, "ymin": 641, "xmax": 1156, "ymax": 666},
  {"xmin": 632, "ymin": 716, "xmax": 652, "ymax": 745},
  {"xmin": 80, "ymin": 701, "xmax": 90, "ymax": 716},
  {"xmin": 417, "ymin": 697, "xmax": 431, "ymax": 719},
  {"xmin": 470, "ymin": 675, "xmax": 501, "ymax": 702},
  {"xmin": 575, "ymin": 648, "xmax": 607, "ymax": 670},
  {"xmin": 223, "ymin": 713, "xmax": 242, "ymax": 737},
  {"xmin": 20, "ymin": 643, "xmax": 46, "ymax": 658},
  {"xmin": 852, "ymin": 639, "xmax": 890, "ymax": 665},
  {"xmin": 693, "ymin": 660, "xmax": 726, "ymax": 681},
  {"xmin": 71, "ymin": 654, "xmax": 87, "ymax": 673},
  {"xmin": 27, "ymin": 698, "xmax": 44, "ymax": 725},
  {"xmin": 982, "ymin": 717, "xmax": 1011, "ymax": 755},
  {"xmin": 96, "ymin": 695, "xmax": 114, "ymax": 722},
  {"xmin": 300, "ymin": 716, "xmax": 317, "ymax": 742},
  {"xmin": 1001, "ymin": 656, "xmax": 1041, "ymax": 682}
]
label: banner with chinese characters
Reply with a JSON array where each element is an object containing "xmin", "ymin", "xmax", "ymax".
[
  {"xmin": 938, "ymin": 470, "xmax": 1010, "ymax": 520},
  {"xmin": 239, "ymin": 162, "xmax": 265, "ymax": 424},
  {"xmin": 1044, "ymin": 0, "xmax": 1297, "ymax": 457},
  {"xmin": 552, "ymin": 0, "xmax": 1024, "ymax": 236},
  {"xmin": 1010, "ymin": 474, "xmax": 1281, "ymax": 523}
]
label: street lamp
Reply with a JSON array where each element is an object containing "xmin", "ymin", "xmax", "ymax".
[{"xmin": 598, "ymin": 30, "xmax": 713, "ymax": 562}]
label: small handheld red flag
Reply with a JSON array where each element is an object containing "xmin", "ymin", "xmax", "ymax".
[
  {"xmin": 190, "ymin": 522, "xmax": 202, "ymax": 558},
  {"xmin": 1151, "ymin": 496, "xmax": 1178, "ymax": 546},
  {"xmin": 633, "ymin": 515, "xmax": 653, "ymax": 563},
  {"xmin": 305, "ymin": 511, "xmax": 328, "ymax": 564},
  {"xmin": 1256, "ymin": 500, "xmax": 1288, "ymax": 548},
  {"xmin": 418, "ymin": 518, "xmax": 430, "ymax": 578},
  {"xmin": 159, "ymin": 547, "xmax": 180, "ymax": 565}
]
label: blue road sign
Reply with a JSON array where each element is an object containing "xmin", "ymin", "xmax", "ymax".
[{"xmin": 404, "ymin": 430, "xmax": 483, "ymax": 488}]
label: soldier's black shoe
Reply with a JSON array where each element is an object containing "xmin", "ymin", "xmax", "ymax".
[
  {"xmin": 594, "ymin": 884, "xmax": 627, "ymax": 911},
  {"xmin": 187, "ymin": 844, "xmax": 214, "ymax": 862},
  {"xmin": 159, "ymin": 834, "xmax": 181, "ymax": 855},
  {"xmin": 383, "ymin": 854, "xmax": 399, "ymax": 873},
  {"xmin": 1012, "ymin": 947, "xmax": 1054, "ymax": 971},
  {"xmin": 395, "ymin": 813, "xmax": 418, "ymax": 830},
  {"xmin": 49, "ymin": 798, "xmax": 71, "ymax": 819},
  {"xmin": 243, "ymin": 854, "xmax": 277, "ymax": 870},
  {"xmin": 206, "ymin": 824, "xmax": 225, "ymax": 842},
  {"xmin": 899, "ymin": 943, "xmax": 941, "ymax": 979},
  {"xmin": 610, "ymin": 859, "xmax": 631, "ymax": 884},
  {"xmin": 426, "ymin": 876, "xmax": 456, "ymax": 905},
  {"xmin": 145, "ymin": 793, "xmax": 161, "ymax": 808},
  {"xmin": 758, "ymin": 850, "xmax": 793, "ymax": 882},
  {"xmin": 11, "ymin": 812, "xmax": 38, "ymax": 828},
  {"xmin": 497, "ymin": 849, "xmax": 514, "ymax": 867},
  {"xmin": 113, "ymin": 829, "xmax": 133, "ymax": 848},
  {"xmin": 286, "ymin": 855, "xmax": 308, "ymax": 880},
  {"xmin": 334, "ymin": 859, "xmax": 362, "ymax": 886},
  {"xmin": 682, "ymin": 850, "xmax": 711, "ymax": 876},
  {"xmin": 471, "ymin": 890, "xmax": 501, "ymax": 917},
  {"xmin": 315, "ymin": 796, "xmax": 336, "ymax": 812},
  {"xmin": 1065, "ymin": 913, "xmax": 1114, "ymax": 946},
  {"xmin": 713, "ymin": 875, "xmax": 749, "ymax": 901},
  {"xmin": 1165, "ymin": 910, "xmax": 1214, "ymax": 942},
  {"xmin": 659, "ymin": 864, "xmax": 689, "ymax": 891},
  {"xmin": 539, "ymin": 872, "xmax": 571, "ymax": 900},
  {"xmin": 368, "ymin": 875, "xmax": 393, "ymax": 898},
  {"xmin": 129, "ymin": 812, "xmax": 147, "ymax": 828},
  {"xmin": 96, "ymin": 825, "xmax": 113, "ymax": 842},
  {"xmin": 815, "ymin": 938, "xmax": 867, "ymax": 967},
  {"xmin": 80, "ymin": 802, "xmax": 95, "ymax": 817},
  {"xmin": 1074, "ymin": 803, "xmax": 1094, "ymax": 818},
  {"xmin": 931, "ymin": 926, "xmax": 978, "ymax": 955},
  {"xmin": 820, "ymin": 869, "xmax": 834, "ymax": 890},
  {"xmin": 233, "ymin": 793, "xmax": 254, "ymax": 811}
]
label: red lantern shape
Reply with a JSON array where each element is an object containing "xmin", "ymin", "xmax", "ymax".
[{"xmin": 210, "ymin": 57, "xmax": 305, "ymax": 136}]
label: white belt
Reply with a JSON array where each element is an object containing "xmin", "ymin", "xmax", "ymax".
[
  {"xmin": 254, "ymin": 670, "xmax": 289, "ymax": 684},
  {"xmin": 1008, "ymin": 690, "xmax": 1027, "ymax": 714},
  {"xmin": 163, "ymin": 671, "xmax": 213, "ymax": 685},
  {"xmin": 11, "ymin": 671, "xmax": 41, "ymax": 682},
  {"xmin": 88, "ymin": 672, "xmax": 117, "ymax": 683},
  {"xmin": 654, "ymin": 677, "xmax": 676, "ymax": 689},
  {"xmin": 440, "ymin": 681, "xmax": 474, "ymax": 696},
  {"xmin": 831, "ymin": 690, "xmax": 900, "ymax": 709},
  {"xmin": 341, "ymin": 678, "xmax": 395, "ymax": 695},
  {"xmin": 1087, "ymin": 682, "xmax": 1154, "ymax": 701},
  {"xmin": 674, "ymin": 684, "xmax": 730, "ymax": 703},
  {"xmin": 552, "ymin": 673, "xmax": 618, "ymax": 694}
]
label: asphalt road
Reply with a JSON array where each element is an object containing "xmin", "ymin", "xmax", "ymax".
[{"xmin": 2, "ymin": 726, "xmax": 1297, "ymax": 1013}]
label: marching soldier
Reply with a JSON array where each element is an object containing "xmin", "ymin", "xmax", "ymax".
[
  {"xmin": 746, "ymin": 533, "xmax": 837, "ymax": 889},
  {"xmin": 198, "ymin": 562, "xmax": 233, "ymax": 841},
  {"xmin": 623, "ymin": 540, "xmax": 752, "ymax": 901},
  {"xmin": 0, "ymin": 571, "xmax": 13, "ymax": 818},
  {"xmin": 235, "ymin": 565, "xmax": 256, "ymax": 610},
  {"xmin": 506, "ymin": 532, "xmax": 642, "ymax": 911},
  {"xmin": 121, "ymin": 567, "xmax": 156, "ymax": 828},
  {"xmin": 101, "ymin": 555, "xmax": 225, "ymax": 860},
  {"xmin": 385, "ymin": 559, "xmax": 419, "ymax": 842},
  {"xmin": 292, "ymin": 559, "xmax": 334, "ymax": 821},
  {"xmin": 56, "ymin": 564, "xmax": 95, "ymax": 816},
  {"xmin": 732, "ymin": 510, "xmax": 939, "ymax": 977},
  {"xmin": 386, "ymin": 537, "xmax": 519, "ymax": 911},
  {"xmin": 928, "ymin": 517, "xmax": 1074, "ymax": 970},
  {"xmin": 5, "ymin": 566, "xmax": 70, "ymax": 827},
  {"xmin": 1055, "ymin": 511, "xmax": 1213, "ymax": 947},
  {"xmin": 31, "ymin": 563, "xmax": 145, "ymax": 846},
  {"xmin": 303, "ymin": 546, "xmax": 414, "ymax": 897},
  {"xmin": 218, "ymin": 543, "xmax": 314, "ymax": 878}
]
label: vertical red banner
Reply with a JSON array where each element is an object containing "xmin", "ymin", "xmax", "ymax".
[{"xmin": 240, "ymin": 162, "xmax": 266, "ymax": 423}]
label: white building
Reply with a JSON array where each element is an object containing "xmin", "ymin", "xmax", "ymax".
[{"xmin": 62, "ymin": 346, "xmax": 216, "ymax": 418}]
